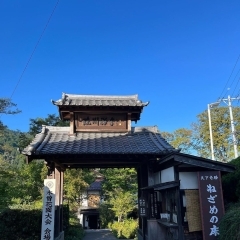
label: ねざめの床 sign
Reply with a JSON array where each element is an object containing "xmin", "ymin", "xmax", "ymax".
[{"xmin": 198, "ymin": 171, "xmax": 224, "ymax": 240}]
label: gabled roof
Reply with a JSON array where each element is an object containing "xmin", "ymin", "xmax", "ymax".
[
  {"xmin": 52, "ymin": 93, "xmax": 149, "ymax": 107},
  {"xmin": 88, "ymin": 180, "xmax": 102, "ymax": 191},
  {"xmin": 22, "ymin": 125, "xmax": 177, "ymax": 159},
  {"xmin": 157, "ymin": 152, "xmax": 235, "ymax": 173}
]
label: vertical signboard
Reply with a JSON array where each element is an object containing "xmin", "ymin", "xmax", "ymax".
[
  {"xmin": 150, "ymin": 192, "xmax": 155, "ymax": 218},
  {"xmin": 139, "ymin": 197, "xmax": 147, "ymax": 217},
  {"xmin": 198, "ymin": 171, "xmax": 224, "ymax": 240},
  {"xmin": 41, "ymin": 179, "xmax": 56, "ymax": 240}
]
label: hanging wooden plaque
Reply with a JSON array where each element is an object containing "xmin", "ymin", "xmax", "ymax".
[{"xmin": 75, "ymin": 113, "xmax": 127, "ymax": 131}]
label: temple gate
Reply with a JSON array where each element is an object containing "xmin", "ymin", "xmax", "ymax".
[{"xmin": 23, "ymin": 93, "xmax": 235, "ymax": 240}]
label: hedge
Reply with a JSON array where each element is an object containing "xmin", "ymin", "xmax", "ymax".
[{"xmin": 0, "ymin": 205, "xmax": 70, "ymax": 240}]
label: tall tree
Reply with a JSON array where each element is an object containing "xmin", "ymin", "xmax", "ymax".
[
  {"xmin": 161, "ymin": 128, "xmax": 193, "ymax": 153},
  {"xmin": 29, "ymin": 114, "xmax": 69, "ymax": 135},
  {"xmin": 108, "ymin": 189, "xmax": 136, "ymax": 222},
  {"xmin": 192, "ymin": 106, "xmax": 240, "ymax": 161},
  {"xmin": 100, "ymin": 168, "xmax": 137, "ymax": 196},
  {"xmin": 0, "ymin": 98, "xmax": 20, "ymax": 130}
]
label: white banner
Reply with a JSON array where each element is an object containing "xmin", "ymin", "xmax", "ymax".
[{"xmin": 41, "ymin": 179, "xmax": 56, "ymax": 240}]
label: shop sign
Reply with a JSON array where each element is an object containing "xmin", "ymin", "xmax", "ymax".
[
  {"xmin": 139, "ymin": 197, "xmax": 147, "ymax": 217},
  {"xmin": 75, "ymin": 113, "xmax": 127, "ymax": 131},
  {"xmin": 198, "ymin": 171, "xmax": 224, "ymax": 240}
]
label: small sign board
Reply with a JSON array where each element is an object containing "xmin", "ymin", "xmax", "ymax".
[
  {"xmin": 198, "ymin": 171, "xmax": 224, "ymax": 240},
  {"xmin": 139, "ymin": 197, "xmax": 147, "ymax": 217},
  {"xmin": 75, "ymin": 113, "xmax": 127, "ymax": 131},
  {"xmin": 41, "ymin": 179, "xmax": 56, "ymax": 240}
]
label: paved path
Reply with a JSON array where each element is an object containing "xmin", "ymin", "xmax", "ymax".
[{"xmin": 83, "ymin": 229, "xmax": 118, "ymax": 240}]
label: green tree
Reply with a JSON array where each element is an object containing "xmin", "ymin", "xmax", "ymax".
[
  {"xmin": 0, "ymin": 98, "xmax": 20, "ymax": 130},
  {"xmin": 29, "ymin": 114, "xmax": 69, "ymax": 135},
  {"xmin": 108, "ymin": 189, "xmax": 136, "ymax": 222},
  {"xmin": 192, "ymin": 106, "xmax": 240, "ymax": 161},
  {"xmin": 100, "ymin": 168, "xmax": 137, "ymax": 195},
  {"xmin": 161, "ymin": 128, "xmax": 192, "ymax": 153},
  {"xmin": 64, "ymin": 169, "xmax": 94, "ymax": 210},
  {"xmin": 222, "ymin": 156, "xmax": 240, "ymax": 203}
]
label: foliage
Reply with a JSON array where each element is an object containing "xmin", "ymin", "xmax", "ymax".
[
  {"xmin": 64, "ymin": 169, "xmax": 94, "ymax": 210},
  {"xmin": 0, "ymin": 204, "xmax": 71, "ymax": 240},
  {"xmin": 108, "ymin": 189, "xmax": 136, "ymax": 222},
  {"xmin": 99, "ymin": 202, "xmax": 115, "ymax": 228},
  {"xmin": 0, "ymin": 208, "xmax": 42, "ymax": 240},
  {"xmin": 0, "ymin": 98, "xmax": 21, "ymax": 131},
  {"xmin": 100, "ymin": 168, "xmax": 137, "ymax": 195},
  {"xmin": 65, "ymin": 209, "xmax": 85, "ymax": 240},
  {"xmin": 161, "ymin": 128, "xmax": 193, "ymax": 153},
  {"xmin": 0, "ymin": 156, "xmax": 19, "ymax": 211},
  {"xmin": 109, "ymin": 219, "xmax": 138, "ymax": 239},
  {"xmin": 222, "ymin": 157, "xmax": 240, "ymax": 203},
  {"xmin": 219, "ymin": 202, "xmax": 240, "ymax": 240},
  {"xmin": 192, "ymin": 106, "xmax": 240, "ymax": 161},
  {"xmin": 29, "ymin": 113, "xmax": 69, "ymax": 135}
]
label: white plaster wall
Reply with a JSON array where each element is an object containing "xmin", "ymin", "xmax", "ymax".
[
  {"xmin": 161, "ymin": 167, "xmax": 174, "ymax": 183},
  {"xmin": 179, "ymin": 172, "xmax": 198, "ymax": 189},
  {"xmin": 82, "ymin": 193, "xmax": 88, "ymax": 206},
  {"xmin": 154, "ymin": 172, "xmax": 161, "ymax": 184},
  {"xmin": 79, "ymin": 214, "xmax": 83, "ymax": 225}
]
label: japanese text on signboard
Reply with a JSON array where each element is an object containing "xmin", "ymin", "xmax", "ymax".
[{"xmin": 198, "ymin": 171, "xmax": 224, "ymax": 240}]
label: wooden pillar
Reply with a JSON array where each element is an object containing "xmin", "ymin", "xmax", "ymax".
[
  {"xmin": 70, "ymin": 112, "xmax": 74, "ymax": 135},
  {"xmin": 127, "ymin": 113, "xmax": 132, "ymax": 132},
  {"xmin": 174, "ymin": 166, "xmax": 184, "ymax": 240}
]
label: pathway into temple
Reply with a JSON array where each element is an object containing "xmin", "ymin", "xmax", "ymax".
[{"xmin": 82, "ymin": 229, "xmax": 118, "ymax": 240}]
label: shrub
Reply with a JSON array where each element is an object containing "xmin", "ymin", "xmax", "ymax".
[
  {"xmin": 0, "ymin": 208, "xmax": 42, "ymax": 240},
  {"xmin": 219, "ymin": 202, "xmax": 240, "ymax": 240},
  {"xmin": 109, "ymin": 219, "xmax": 138, "ymax": 239},
  {"xmin": 99, "ymin": 202, "xmax": 115, "ymax": 228},
  {"xmin": 65, "ymin": 226, "xmax": 84, "ymax": 240},
  {"xmin": 0, "ymin": 204, "xmax": 70, "ymax": 240},
  {"xmin": 222, "ymin": 157, "xmax": 240, "ymax": 204},
  {"xmin": 65, "ymin": 209, "xmax": 84, "ymax": 240}
]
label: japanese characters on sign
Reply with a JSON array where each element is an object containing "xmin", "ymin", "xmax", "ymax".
[
  {"xmin": 198, "ymin": 171, "xmax": 224, "ymax": 240},
  {"xmin": 41, "ymin": 179, "xmax": 56, "ymax": 240},
  {"xmin": 139, "ymin": 197, "xmax": 147, "ymax": 217},
  {"xmin": 75, "ymin": 113, "xmax": 127, "ymax": 130},
  {"xmin": 150, "ymin": 193, "xmax": 155, "ymax": 218}
]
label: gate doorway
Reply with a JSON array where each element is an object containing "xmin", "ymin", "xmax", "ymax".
[
  {"xmin": 88, "ymin": 215, "xmax": 98, "ymax": 229},
  {"xmin": 23, "ymin": 93, "xmax": 235, "ymax": 240}
]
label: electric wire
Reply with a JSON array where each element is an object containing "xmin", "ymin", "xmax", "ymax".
[
  {"xmin": 0, "ymin": 0, "xmax": 60, "ymax": 120},
  {"xmin": 218, "ymin": 54, "xmax": 240, "ymax": 100},
  {"xmin": 9, "ymin": 0, "xmax": 60, "ymax": 101},
  {"xmin": 228, "ymin": 68, "xmax": 240, "ymax": 97}
]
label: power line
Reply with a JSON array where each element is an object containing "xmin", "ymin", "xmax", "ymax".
[
  {"xmin": 218, "ymin": 54, "xmax": 240, "ymax": 100},
  {"xmin": 9, "ymin": 0, "xmax": 60, "ymax": 100}
]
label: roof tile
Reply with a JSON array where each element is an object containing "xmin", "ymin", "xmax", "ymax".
[{"xmin": 22, "ymin": 126, "xmax": 177, "ymax": 156}]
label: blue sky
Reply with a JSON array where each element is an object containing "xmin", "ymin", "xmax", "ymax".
[{"xmin": 1, "ymin": 0, "xmax": 240, "ymax": 133}]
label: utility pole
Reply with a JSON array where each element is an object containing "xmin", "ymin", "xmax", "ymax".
[
  {"xmin": 207, "ymin": 101, "xmax": 220, "ymax": 160},
  {"xmin": 221, "ymin": 95, "xmax": 240, "ymax": 158}
]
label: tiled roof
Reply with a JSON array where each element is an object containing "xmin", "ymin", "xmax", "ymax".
[
  {"xmin": 52, "ymin": 93, "xmax": 149, "ymax": 107},
  {"xmin": 88, "ymin": 180, "xmax": 102, "ymax": 191},
  {"xmin": 22, "ymin": 126, "xmax": 177, "ymax": 156}
]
